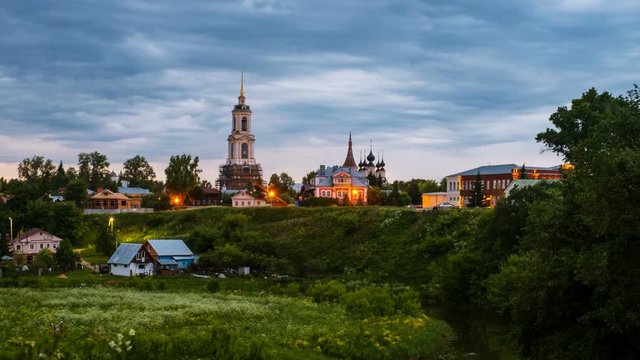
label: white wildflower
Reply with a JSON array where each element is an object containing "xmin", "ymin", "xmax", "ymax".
[
  {"xmin": 129, "ymin": 329, "xmax": 135, "ymax": 336},
  {"xmin": 117, "ymin": 333, "xmax": 124, "ymax": 341},
  {"xmin": 108, "ymin": 340, "xmax": 116, "ymax": 348}
]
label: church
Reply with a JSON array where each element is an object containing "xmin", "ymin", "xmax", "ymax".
[
  {"xmin": 216, "ymin": 74, "xmax": 264, "ymax": 190},
  {"xmin": 304, "ymin": 134, "xmax": 387, "ymax": 205}
]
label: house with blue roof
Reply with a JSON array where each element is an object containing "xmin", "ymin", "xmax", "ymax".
[
  {"xmin": 143, "ymin": 239, "xmax": 195, "ymax": 275},
  {"xmin": 107, "ymin": 243, "xmax": 154, "ymax": 277}
]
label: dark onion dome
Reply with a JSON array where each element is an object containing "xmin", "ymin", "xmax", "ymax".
[
  {"xmin": 367, "ymin": 150, "xmax": 375, "ymax": 162},
  {"xmin": 380, "ymin": 158, "xmax": 385, "ymax": 167}
]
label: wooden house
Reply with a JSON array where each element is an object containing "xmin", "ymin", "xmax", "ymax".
[
  {"xmin": 143, "ymin": 239, "xmax": 195, "ymax": 275},
  {"xmin": 11, "ymin": 228, "xmax": 63, "ymax": 263}
]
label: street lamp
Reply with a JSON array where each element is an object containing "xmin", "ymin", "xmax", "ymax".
[
  {"xmin": 8, "ymin": 217, "xmax": 13, "ymax": 242},
  {"xmin": 108, "ymin": 216, "xmax": 114, "ymax": 232}
]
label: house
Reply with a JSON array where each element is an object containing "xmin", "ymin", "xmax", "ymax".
[
  {"xmin": 421, "ymin": 192, "xmax": 449, "ymax": 208},
  {"xmin": 231, "ymin": 191, "xmax": 269, "ymax": 207},
  {"xmin": 143, "ymin": 239, "xmax": 195, "ymax": 275},
  {"xmin": 107, "ymin": 243, "xmax": 154, "ymax": 277},
  {"xmin": 444, "ymin": 164, "xmax": 564, "ymax": 207},
  {"xmin": 11, "ymin": 228, "xmax": 63, "ymax": 263},
  {"xmin": 84, "ymin": 188, "xmax": 143, "ymax": 214}
]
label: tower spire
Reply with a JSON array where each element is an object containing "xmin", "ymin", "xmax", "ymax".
[
  {"xmin": 342, "ymin": 133, "xmax": 358, "ymax": 168},
  {"xmin": 238, "ymin": 72, "xmax": 246, "ymax": 104}
]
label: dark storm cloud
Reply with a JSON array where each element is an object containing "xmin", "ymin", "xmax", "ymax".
[{"xmin": 0, "ymin": 0, "xmax": 638, "ymax": 180}]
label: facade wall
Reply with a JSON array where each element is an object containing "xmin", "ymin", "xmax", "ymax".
[
  {"xmin": 110, "ymin": 262, "xmax": 154, "ymax": 277},
  {"xmin": 422, "ymin": 194, "xmax": 448, "ymax": 208},
  {"xmin": 445, "ymin": 176, "xmax": 461, "ymax": 207}
]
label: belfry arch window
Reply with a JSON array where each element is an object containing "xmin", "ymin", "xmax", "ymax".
[
  {"xmin": 241, "ymin": 117, "xmax": 248, "ymax": 131},
  {"xmin": 241, "ymin": 143, "xmax": 249, "ymax": 159}
]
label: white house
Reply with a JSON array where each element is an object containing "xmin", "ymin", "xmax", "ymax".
[
  {"xmin": 231, "ymin": 191, "xmax": 269, "ymax": 208},
  {"xmin": 107, "ymin": 243, "xmax": 154, "ymax": 277}
]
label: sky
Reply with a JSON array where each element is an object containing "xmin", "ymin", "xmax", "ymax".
[{"xmin": 1, "ymin": 0, "xmax": 639, "ymax": 184}]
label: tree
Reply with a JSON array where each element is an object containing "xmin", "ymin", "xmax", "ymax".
[
  {"xmin": 519, "ymin": 163, "xmax": 527, "ymax": 179},
  {"xmin": 78, "ymin": 151, "xmax": 111, "ymax": 190},
  {"xmin": 164, "ymin": 154, "xmax": 201, "ymax": 206},
  {"xmin": 121, "ymin": 155, "xmax": 156, "ymax": 188},
  {"xmin": 52, "ymin": 161, "xmax": 68, "ymax": 191},
  {"xmin": 49, "ymin": 201, "xmax": 84, "ymax": 247},
  {"xmin": 486, "ymin": 87, "xmax": 640, "ymax": 359},
  {"xmin": 95, "ymin": 223, "xmax": 116, "ymax": 256},
  {"xmin": 23, "ymin": 199, "xmax": 52, "ymax": 230},
  {"xmin": 55, "ymin": 239, "xmax": 79, "ymax": 272},
  {"xmin": 33, "ymin": 248, "xmax": 54, "ymax": 271},
  {"xmin": 406, "ymin": 179, "xmax": 422, "ymax": 205},
  {"xmin": 439, "ymin": 177, "xmax": 447, "ymax": 192},
  {"xmin": 268, "ymin": 173, "xmax": 295, "ymax": 198},
  {"xmin": 301, "ymin": 171, "xmax": 317, "ymax": 184},
  {"xmin": 466, "ymin": 172, "xmax": 485, "ymax": 207},
  {"xmin": 64, "ymin": 179, "xmax": 88, "ymax": 207},
  {"xmin": 17, "ymin": 155, "xmax": 56, "ymax": 194}
]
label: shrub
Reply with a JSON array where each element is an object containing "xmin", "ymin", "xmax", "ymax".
[
  {"xmin": 343, "ymin": 287, "xmax": 395, "ymax": 317},
  {"xmin": 308, "ymin": 280, "xmax": 346, "ymax": 303},
  {"xmin": 207, "ymin": 279, "xmax": 221, "ymax": 293}
]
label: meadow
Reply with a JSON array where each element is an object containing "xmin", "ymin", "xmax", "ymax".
[{"xmin": 0, "ymin": 278, "xmax": 453, "ymax": 359}]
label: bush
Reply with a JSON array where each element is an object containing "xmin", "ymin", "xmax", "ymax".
[
  {"xmin": 308, "ymin": 280, "xmax": 346, "ymax": 303},
  {"xmin": 207, "ymin": 279, "xmax": 221, "ymax": 293},
  {"xmin": 343, "ymin": 287, "xmax": 395, "ymax": 317}
]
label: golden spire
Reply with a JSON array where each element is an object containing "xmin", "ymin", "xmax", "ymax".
[{"xmin": 240, "ymin": 72, "xmax": 244, "ymax": 97}]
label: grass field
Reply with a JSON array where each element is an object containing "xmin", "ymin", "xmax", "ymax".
[{"xmin": 0, "ymin": 277, "xmax": 453, "ymax": 359}]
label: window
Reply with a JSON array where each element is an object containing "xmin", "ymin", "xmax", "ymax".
[
  {"xmin": 136, "ymin": 252, "xmax": 144, "ymax": 261},
  {"xmin": 241, "ymin": 143, "xmax": 248, "ymax": 159},
  {"xmin": 53, "ymin": 243, "xmax": 57, "ymax": 249},
  {"xmin": 47, "ymin": 244, "xmax": 50, "ymax": 248},
  {"xmin": 138, "ymin": 264, "xmax": 145, "ymax": 269},
  {"xmin": 234, "ymin": 201, "xmax": 238, "ymax": 206},
  {"xmin": 16, "ymin": 245, "xmax": 20, "ymax": 251},
  {"xmin": 30, "ymin": 244, "xmax": 34, "ymax": 250},
  {"xmin": 241, "ymin": 117, "xmax": 248, "ymax": 131},
  {"xmin": 241, "ymin": 201, "xmax": 245, "ymax": 206}
]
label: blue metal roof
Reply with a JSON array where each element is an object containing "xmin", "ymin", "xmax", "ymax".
[
  {"xmin": 147, "ymin": 239, "xmax": 193, "ymax": 256},
  {"xmin": 118, "ymin": 186, "xmax": 150, "ymax": 195},
  {"xmin": 107, "ymin": 243, "xmax": 142, "ymax": 265},
  {"xmin": 157, "ymin": 258, "xmax": 178, "ymax": 265}
]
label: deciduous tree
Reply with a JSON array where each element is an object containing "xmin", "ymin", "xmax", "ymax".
[
  {"xmin": 77, "ymin": 151, "xmax": 112, "ymax": 190},
  {"xmin": 164, "ymin": 154, "xmax": 201, "ymax": 205},
  {"xmin": 121, "ymin": 155, "xmax": 156, "ymax": 188}
]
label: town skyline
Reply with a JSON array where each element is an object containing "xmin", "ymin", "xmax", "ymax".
[{"xmin": 1, "ymin": 1, "xmax": 638, "ymax": 183}]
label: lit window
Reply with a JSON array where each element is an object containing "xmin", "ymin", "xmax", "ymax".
[{"xmin": 30, "ymin": 244, "xmax": 34, "ymax": 250}]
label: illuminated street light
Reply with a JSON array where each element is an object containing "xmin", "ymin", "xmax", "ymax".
[
  {"xmin": 268, "ymin": 191, "xmax": 275, "ymax": 198},
  {"xmin": 108, "ymin": 216, "xmax": 114, "ymax": 232},
  {"xmin": 8, "ymin": 217, "xmax": 13, "ymax": 242}
]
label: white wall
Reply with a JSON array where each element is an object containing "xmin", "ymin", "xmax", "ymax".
[{"xmin": 110, "ymin": 262, "xmax": 154, "ymax": 277}]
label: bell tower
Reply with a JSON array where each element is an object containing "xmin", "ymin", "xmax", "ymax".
[
  {"xmin": 227, "ymin": 72, "xmax": 256, "ymax": 165},
  {"xmin": 217, "ymin": 73, "xmax": 263, "ymax": 190}
]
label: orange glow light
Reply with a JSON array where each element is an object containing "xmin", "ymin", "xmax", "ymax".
[
  {"xmin": 268, "ymin": 191, "xmax": 275, "ymax": 197},
  {"xmin": 173, "ymin": 197, "xmax": 180, "ymax": 204},
  {"xmin": 352, "ymin": 189, "xmax": 358, "ymax": 195}
]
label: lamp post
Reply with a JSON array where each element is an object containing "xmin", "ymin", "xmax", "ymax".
[
  {"xmin": 108, "ymin": 216, "xmax": 116, "ymax": 249},
  {"xmin": 8, "ymin": 217, "xmax": 13, "ymax": 242}
]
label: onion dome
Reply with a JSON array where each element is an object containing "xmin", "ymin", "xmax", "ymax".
[{"xmin": 380, "ymin": 151, "xmax": 385, "ymax": 167}]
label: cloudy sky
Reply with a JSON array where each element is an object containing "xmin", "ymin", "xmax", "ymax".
[{"xmin": 1, "ymin": 0, "xmax": 638, "ymax": 183}]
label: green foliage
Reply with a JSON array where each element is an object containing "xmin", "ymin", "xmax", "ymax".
[
  {"xmin": 343, "ymin": 287, "xmax": 395, "ymax": 317},
  {"xmin": 49, "ymin": 201, "xmax": 85, "ymax": 246},
  {"xmin": 120, "ymin": 155, "xmax": 156, "ymax": 188},
  {"xmin": 33, "ymin": 248, "xmax": 54, "ymax": 270},
  {"xmin": 23, "ymin": 199, "xmax": 51, "ymax": 229},
  {"xmin": 467, "ymin": 172, "xmax": 485, "ymax": 207},
  {"xmin": 301, "ymin": 197, "xmax": 339, "ymax": 207},
  {"xmin": 17, "ymin": 155, "xmax": 56, "ymax": 193},
  {"xmin": 77, "ymin": 151, "xmax": 113, "ymax": 190},
  {"xmin": 64, "ymin": 179, "xmax": 88, "ymax": 207},
  {"xmin": 164, "ymin": 154, "xmax": 201, "ymax": 203},
  {"xmin": 95, "ymin": 225, "xmax": 116, "ymax": 256},
  {"xmin": 207, "ymin": 278, "xmax": 221, "ymax": 293},
  {"xmin": 54, "ymin": 239, "xmax": 79, "ymax": 272},
  {"xmin": 141, "ymin": 193, "xmax": 170, "ymax": 211},
  {"xmin": 308, "ymin": 280, "xmax": 346, "ymax": 303}
]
